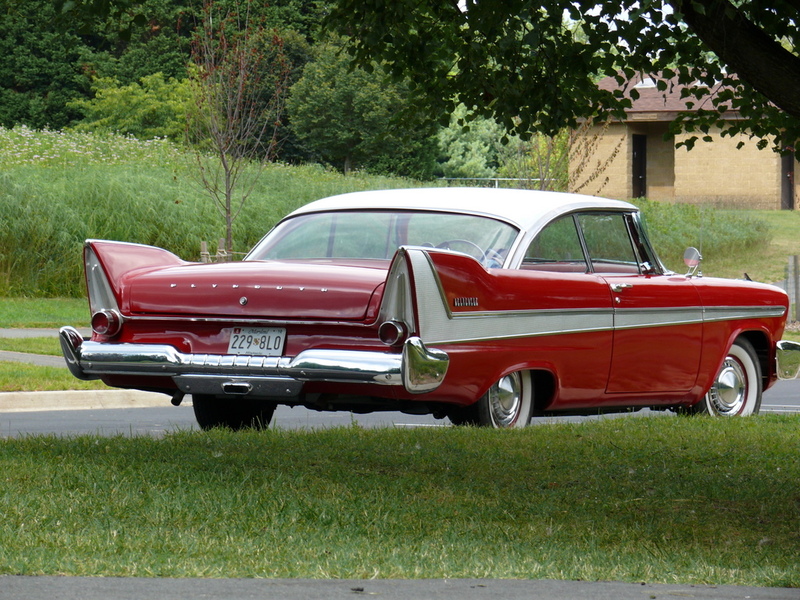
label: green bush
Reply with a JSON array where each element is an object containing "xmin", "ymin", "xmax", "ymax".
[{"xmin": 69, "ymin": 74, "xmax": 193, "ymax": 141}]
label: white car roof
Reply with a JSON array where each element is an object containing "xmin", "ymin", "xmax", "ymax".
[{"xmin": 287, "ymin": 187, "xmax": 637, "ymax": 233}]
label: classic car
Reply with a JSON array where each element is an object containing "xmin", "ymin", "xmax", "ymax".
[{"xmin": 60, "ymin": 188, "xmax": 792, "ymax": 429}]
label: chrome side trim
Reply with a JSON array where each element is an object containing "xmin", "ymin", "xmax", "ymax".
[
  {"xmin": 703, "ymin": 305, "xmax": 787, "ymax": 321},
  {"xmin": 116, "ymin": 314, "xmax": 374, "ymax": 327},
  {"xmin": 105, "ymin": 304, "xmax": 784, "ymax": 331},
  {"xmin": 614, "ymin": 306, "xmax": 703, "ymax": 329},
  {"xmin": 58, "ymin": 326, "xmax": 448, "ymax": 394},
  {"xmin": 777, "ymin": 340, "xmax": 800, "ymax": 380}
]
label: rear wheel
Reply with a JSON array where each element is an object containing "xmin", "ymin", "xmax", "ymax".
[
  {"xmin": 192, "ymin": 395, "xmax": 276, "ymax": 431},
  {"xmin": 448, "ymin": 371, "xmax": 533, "ymax": 428},
  {"xmin": 685, "ymin": 338, "xmax": 762, "ymax": 416}
]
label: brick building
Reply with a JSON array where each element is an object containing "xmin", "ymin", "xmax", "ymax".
[{"xmin": 572, "ymin": 74, "xmax": 798, "ymax": 209}]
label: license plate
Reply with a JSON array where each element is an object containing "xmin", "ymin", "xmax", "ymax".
[{"xmin": 227, "ymin": 327, "xmax": 286, "ymax": 356}]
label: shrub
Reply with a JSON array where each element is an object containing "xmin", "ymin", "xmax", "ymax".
[{"xmin": 69, "ymin": 74, "xmax": 192, "ymax": 141}]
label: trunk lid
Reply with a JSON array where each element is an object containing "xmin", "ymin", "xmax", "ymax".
[{"xmin": 123, "ymin": 260, "xmax": 388, "ymax": 321}]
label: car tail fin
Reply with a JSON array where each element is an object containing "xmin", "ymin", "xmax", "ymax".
[
  {"xmin": 84, "ymin": 240, "xmax": 185, "ymax": 314},
  {"xmin": 378, "ymin": 248, "xmax": 419, "ymax": 340}
]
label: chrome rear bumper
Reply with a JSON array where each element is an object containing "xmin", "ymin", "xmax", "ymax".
[
  {"xmin": 59, "ymin": 326, "xmax": 448, "ymax": 396},
  {"xmin": 777, "ymin": 340, "xmax": 800, "ymax": 380}
]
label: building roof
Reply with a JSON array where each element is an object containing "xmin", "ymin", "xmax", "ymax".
[{"xmin": 598, "ymin": 73, "xmax": 736, "ymax": 122}]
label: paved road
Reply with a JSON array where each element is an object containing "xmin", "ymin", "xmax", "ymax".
[
  {"xmin": 2, "ymin": 576, "xmax": 798, "ymax": 600},
  {"xmin": 0, "ymin": 353, "xmax": 797, "ymax": 437},
  {"xmin": 0, "ymin": 376, "xmax": 797, "ymax": 437},
  {"xmin": 0, "ymin": 402, "xmax": 447, "ymax": 437}
]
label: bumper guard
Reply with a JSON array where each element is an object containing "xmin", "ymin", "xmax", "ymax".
[{"xmin": 777, "ymin": 339, "xmax": 800, "ymax": 380}]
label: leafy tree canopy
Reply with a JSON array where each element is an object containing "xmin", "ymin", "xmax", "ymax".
[
  {"xmin": 287, "ymin": 36, "xmax": 438, "ymax": 178},
  {"xmin": 326, "ymin": 1, "xmax": 800, "ymax": 152},
  {"xmin": 0, "ymin": 0, "xmax": 326, "ymax": 131},
  {"xmin": 53, "ymin": 0, "xmax": 329, "ymax": 42},
  {"xmin": 436, "ymin": 104, "xmax": 504, "ymax": 179},
  {"xmin": 0, "ymin": 1, "xmax": 87, "ymax": 128}
]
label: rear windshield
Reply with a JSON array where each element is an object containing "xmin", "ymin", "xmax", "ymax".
[{"xmin": 247, "ymin": 210, "xmax": 519, "ymax": 266}]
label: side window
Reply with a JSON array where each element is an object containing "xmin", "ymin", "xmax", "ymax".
[
  {"xmin": 576, "ymin": 213, "xmax": 639, "ymax": 273},
  {"xmin": 523, "ymin": 215, "xmax": 588, "ymax": 272}
]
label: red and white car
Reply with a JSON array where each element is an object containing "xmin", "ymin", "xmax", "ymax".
[{"xmin": 60, "ymin": 188, "xmax": 792, "ymax": 429}]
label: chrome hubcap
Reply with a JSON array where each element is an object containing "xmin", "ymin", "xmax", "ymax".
[
  {"xmin": 708, "ymin": 356, "xmax": 747, "ymax": 415},
  {"xmin": 488, "ymin": 372, "xmax": 522, "ymax": 427}
]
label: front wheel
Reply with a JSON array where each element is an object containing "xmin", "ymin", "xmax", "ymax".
[
  {"xmin": 448, "ymin": 371, "xmax": 533, "ymax": 428},
  {"xmin": 192, "ymin": 395, "xmax": 276, "ymax": 431},
  {"xmin": 686, "ymin": 338, "xmax": 762, "ymax": 416}
]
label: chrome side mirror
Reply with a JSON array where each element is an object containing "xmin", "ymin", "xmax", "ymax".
[{"xmin": 684, "ymin": 247, "xmax": 702, "ymax": 277}]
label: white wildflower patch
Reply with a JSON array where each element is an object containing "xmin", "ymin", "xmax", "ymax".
[{"xmin": 0, "ymin": 126, "xmax": 183, "ymax": 168}]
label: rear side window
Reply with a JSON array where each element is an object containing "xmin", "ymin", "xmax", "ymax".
[
  {"xmin": 522, "ymin": 215, "xmax": 587, "ymax": 272},
  {"xmin": 249, "ymin": 210, "xmax": 518, "ymax": 263}
]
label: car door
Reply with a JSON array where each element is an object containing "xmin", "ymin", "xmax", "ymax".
[
  {"xmin": 517, "ymin": 213, "xmax": 615, "ymax": 405},
  {"xmin": 575, "ymin": 212, "xmax": 703, "ymax": 394}
]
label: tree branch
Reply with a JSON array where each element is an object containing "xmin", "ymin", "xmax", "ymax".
[{"xmin": 670, "ymin": 0, "xmax": 800, "ymax": 118}]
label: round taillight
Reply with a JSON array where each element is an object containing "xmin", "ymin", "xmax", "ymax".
[
  {"xmin": 91, "ymin": 309, "xmax": 122, "ymax": 336},
  {"xmin": 378, "ymin": 320, "xmax": 408, "ymax": 346}
]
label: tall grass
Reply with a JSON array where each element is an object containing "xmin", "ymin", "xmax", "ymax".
[
  {"xmin": 0, "ymin": 127, "xmax": 418, "ymax": 296},
  {"xmin": 0, "ymin": 126, "xmax": 772, "ymax": 296},
  {"xmin": 638, "ymin": 199, "xmax": 773, "ymax": 274}
]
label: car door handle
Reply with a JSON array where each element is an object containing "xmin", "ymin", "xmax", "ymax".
[{"xmin": 611, "ymin": 283, "xmax": 633, "ymax": 292}]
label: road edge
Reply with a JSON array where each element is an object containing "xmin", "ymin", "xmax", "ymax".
[{"xmin": 0, "ymin": 390, "xmax": 170, "ymax": 413}]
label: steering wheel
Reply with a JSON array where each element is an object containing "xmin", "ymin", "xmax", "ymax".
[
  {"xmin": 482, "ymin": 249, "xmax": 505, "ymax": 268},
  {"xmin": 436, "ymin": 239, "xmax": 485, "ymax": 260}
]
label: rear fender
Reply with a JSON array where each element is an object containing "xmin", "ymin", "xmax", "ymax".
[
  {"xmin": 394, "ymin": 246, "xmax": 612, "ymax": 344},
  {"xmin": 378, "ymin": 246, "xmax": 484, "ymax": 339},
  {"xmin": 382, "ymin": 247, "xmax": 614, "ymax": 405}
]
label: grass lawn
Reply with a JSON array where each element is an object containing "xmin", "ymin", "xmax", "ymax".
[
  {"xmin": 0, "ymin": 362, "xmax": 108, "ymax": 392},
  {"xmin": 1, "ymin": 131, "xmax": 799, "ymax": 587},
  {"xmin": 0, "ymin": 416, "xmax": 798, "ymax": 585},
  {"xmin": 0, "ymin": 297, "xmax": 88, "ymax": 328},
  {"xmin": 0, "ymin": 337, "xmax": 62, "ymax": 356},
  {"xmin": 733, "ymin": 210, "xmax": 800, "ymax": 285}
]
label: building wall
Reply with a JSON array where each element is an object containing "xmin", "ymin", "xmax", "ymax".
[
  {"xmin": 570, "ymin": 123, "xmax": 629, "ymax": 198},
  {"xmin": 570, "ymin": 122, "xmax": 798, "ymax": 209},
  {"xmin": 673, "ymin": 128, "xmax": 782, "ymax": 209}
]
